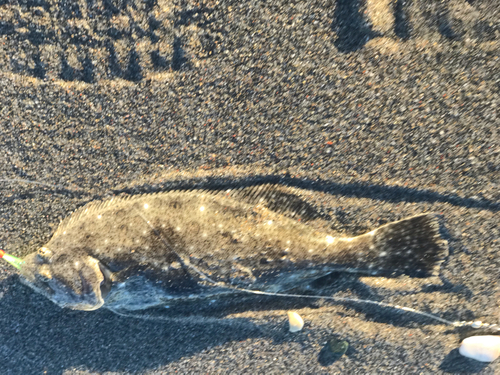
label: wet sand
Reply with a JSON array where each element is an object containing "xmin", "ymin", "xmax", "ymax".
[{"xmin": 0, "ymin": 0, "xmax": 499, "ymax": 373}]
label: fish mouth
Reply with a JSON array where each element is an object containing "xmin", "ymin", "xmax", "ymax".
[
  {"xmin": 76, "ymin": 261, "xmax": 113, "ymax": 311},
  {"xmin": 99, "ymin": 261, "xmax": 113, "ymax": 299}
]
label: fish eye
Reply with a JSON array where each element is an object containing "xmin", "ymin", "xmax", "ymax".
[{"xmin": 36, "ymin": 247, "xmax": 52, "ymax": 264}]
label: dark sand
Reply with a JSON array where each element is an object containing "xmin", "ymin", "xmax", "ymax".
[{"xmin": 0, "ymin": 0, "xmax": 499, "ymax": 373}]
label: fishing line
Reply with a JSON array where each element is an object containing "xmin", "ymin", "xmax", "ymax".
[
  {"xmin": 0, "ymin": 179, "xmax": 496, "ymax": 331},
  {"xmin": 135, "ymin": 208, "xmax": 497, "ymax": 331}
]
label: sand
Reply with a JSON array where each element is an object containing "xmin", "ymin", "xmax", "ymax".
[{"xmin": 0, "ymin": 0, "xmax": 498, "ymax": 373}]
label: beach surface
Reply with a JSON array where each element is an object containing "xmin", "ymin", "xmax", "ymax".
[{"xmin": 0, "ymin": 0, "xmax": 499, "ymax": 373}]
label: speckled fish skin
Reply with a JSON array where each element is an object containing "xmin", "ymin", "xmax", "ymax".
[{"xmin": 19, "ymin": 184, "xmax": 449, "ymax": 312}]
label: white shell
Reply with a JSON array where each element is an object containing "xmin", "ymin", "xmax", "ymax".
[
  {"xmin": 459, "ymin": 335, "xmax": 500, "ymax": 362},
  {"xmin": 287, "ymin": 311, "xmax": 304, "ymax": 332},
  {"xmin": 471, "ymin": 321, "xmax": 483, "ymax": 329}
]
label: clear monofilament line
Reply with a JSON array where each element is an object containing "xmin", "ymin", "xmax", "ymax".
[
  {"xmin": 225, "ymin": 287, "xmax": 457, "ymax": 325},
  {"xmin": 135, "ymin": 208, "xmax": 499, "ymax": 331},
  {"xmin": 216, "ymin": 285, "xmax": 500, "ymax": 331}
]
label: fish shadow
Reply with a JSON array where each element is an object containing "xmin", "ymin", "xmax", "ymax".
[
  {"xmin": 155, "ymin": 271, "xmax": 470, "ymax": 330},
  {"xmin": 4, "ymin": 174, "xmax": 498, "ymax": 214},
  {"xmin": 0, "ymin": 276, "xmax": 278, "ymax": 374},
  {"xmin": 0, "ymin": 273, "xmax": 375, "ymax": 374},
  {"xmin": 0, "ymin": 271, "xmax": 476, "ymax": 374},
  {"xmin": 107, "ymin": 174, "xmax": 500, "ymax": 213}
]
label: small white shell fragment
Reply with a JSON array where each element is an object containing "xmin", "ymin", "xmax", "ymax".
[
  {"xmin": 287, "ymin": 311, "xmax": 304, "ymax": 332},
  {"xmin": 459, "ymin": 335, "xmax": 500, "ymax": 362}
]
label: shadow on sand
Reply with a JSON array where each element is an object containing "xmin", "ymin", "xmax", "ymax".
[{"xmin": 0, "ymin": 268, "xmax": 480, "ymax": 374}]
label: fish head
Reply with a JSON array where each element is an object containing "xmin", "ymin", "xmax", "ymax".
[{"xmin": 20, "ymin": 246, "xmax": 112, "ymax": 311}]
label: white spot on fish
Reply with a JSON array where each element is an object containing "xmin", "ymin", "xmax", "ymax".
[
  {"xmin": 63, "ymin": 231, "xmax": 66, "ymax": 235},
  {"xmin": 199, "ymin": 206, "xmax": 205, "ymax": 212},
  {"xmin": 218, "ymin": 224, "xmax": 223, "ymax": 228},
  {"xmin": 97, "ymin": 215, "xmax": 102, "ymax": 219},
  {"xmin": 326, "ymin": 235, "xmax": 335, "ymax": 244},
  {"xmin": 268, "ymin": 220, "xmax": 273, "ymax": 225},
  {"xmin": 368, "ymin": 230, "xmax": 376, "ymax": 236},
  {"xmin": 339, "ymin": 237, "xmax": 354, "ymax": 242},
  {"xmin": 379, "ymin": 251, "xmax": 387, "ymax": 257},
  {"xmin": 144, "ymin": 203, "xmax": 149, "ymax": 209},
  {"xmin": 203, "ymin": 233, "xmax": 207, "ymax": 237},
  {"xmin": 74, "ymin": 261, "xmax": 79, "ymax": 267},
  {"xmin": 176, "ymin": 227, "xmax": 181, "ymax": 231}
]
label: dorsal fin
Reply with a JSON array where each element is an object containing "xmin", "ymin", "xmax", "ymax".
[
  {"xmin": 52, "ymin": 193, "xmax": 152, "ymax": 236},
  {"xmin": 52, "ymin": 184, "xmax": 324, "ymax": 237},
  {"xmin": 223, "ymin": 184, "xmax": 323, "ymax": 222}
]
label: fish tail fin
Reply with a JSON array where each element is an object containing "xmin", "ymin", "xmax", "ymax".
[{"xmin": 365, "ymin": 214, "xmax": 448, "ymax": 277}]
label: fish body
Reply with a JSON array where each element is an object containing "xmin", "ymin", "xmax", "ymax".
[{"xmin": 19, "ymin": 184, "xmax": 448, "ymax": 312}]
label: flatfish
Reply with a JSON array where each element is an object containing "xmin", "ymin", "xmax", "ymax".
[{"xmin": 14, "ymin": 184, "xmax": 448, "ymax": 313}]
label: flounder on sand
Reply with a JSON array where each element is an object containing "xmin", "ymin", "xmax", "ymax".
[{"xmin": 9, "ymin": 184, "xmax": 448, "ymax": 313}]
